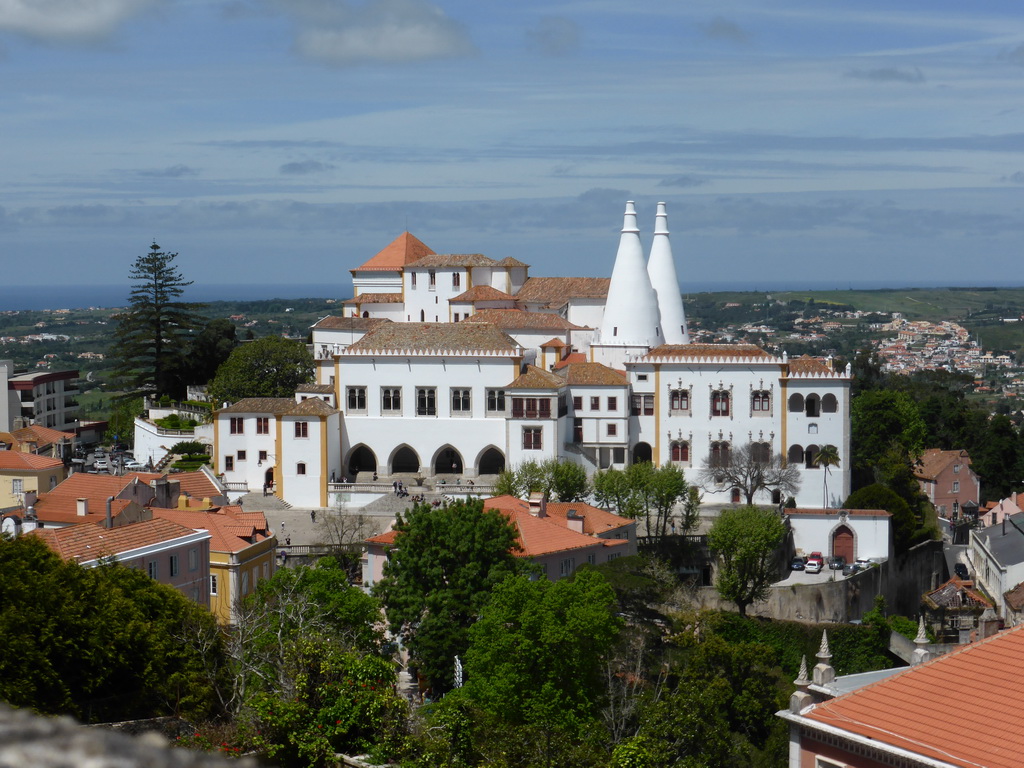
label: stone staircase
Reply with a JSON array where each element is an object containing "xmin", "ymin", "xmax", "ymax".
[{"xmin": 236, "ymin": 491, "xmax": 293, "ymax": 511}]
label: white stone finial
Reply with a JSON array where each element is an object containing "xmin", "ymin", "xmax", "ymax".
[
  {"xmin": 794, "ymin": 655, "xmax": 810, "ymax": 687},
  {"xmin": 817, "ymin": 630, "xmax": 831, "ymax": 661},
  {"xmin": 914, "ymin": 616, "xmax": 928, "ymax": 645}
]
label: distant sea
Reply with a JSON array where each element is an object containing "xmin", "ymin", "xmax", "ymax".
[{"xmin": 0, "ymin": 279, "xmax": 1018, "ymax": 312}]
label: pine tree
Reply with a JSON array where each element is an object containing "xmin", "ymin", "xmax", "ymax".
[{"xmin": 111, "ymin": 242, "xmax": 204, "ymax": 399}]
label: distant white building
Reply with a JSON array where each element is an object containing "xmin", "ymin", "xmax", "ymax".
[{"xmin": 217, "ymin": 202, "xmax": 851, "ymax": 508}]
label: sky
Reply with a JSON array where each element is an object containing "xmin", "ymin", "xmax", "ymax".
[{"xmin": 3, "ymin": 0, "xmax": 1024, "ymax": 296}]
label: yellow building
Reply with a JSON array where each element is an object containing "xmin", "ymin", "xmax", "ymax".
[
  {"xmin": 0, "ymin": 450, "xmax": 65, "ymax": 509},
  {"xmin": 152, "ymin": 505, "xmax": 277, "ymax": 626}
]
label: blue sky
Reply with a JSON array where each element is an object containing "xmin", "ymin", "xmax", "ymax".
[{"xmin": 3, "ymin": 0, "xmax": 1024, "ymax": 293}]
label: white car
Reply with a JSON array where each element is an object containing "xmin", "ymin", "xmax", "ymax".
[
  {"xmin": 93, "ymin": 458, "xmax": 109, "ymax": 471},
  {"xmin": 124, "ymin": 460, "xmax": 145, "ymax": 471},
  {"xmin": 804, "ymin": 560, "xmax": 823, "ymax": 574}
]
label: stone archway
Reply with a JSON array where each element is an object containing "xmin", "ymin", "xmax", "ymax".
[
  {"xmin": 391, "ymin": 446, "xmax": 420, "ymax": 474},
  {"xmin": 632, "ymin": 442, "xmax": 653, "ymax": 464},
  {"xmin": 477, "ymin": 447, "xmax": 505, "ymax": 475},
  {"xmin": 832, "ymin": 525, "xmax": 854, "ymax": 561},
  {"xmin": 433, "ymin": 446, "xmax": 464, "ymax": 475},
  {"xmin": 347, "ymin": 445, "xmax": 377, "ymax": 478}
]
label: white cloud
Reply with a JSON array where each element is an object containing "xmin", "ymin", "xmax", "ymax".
[
  {"xmin": 266, "ymin": 0, "xmax": 475, "ymax": 66},
  {"xmin": 0, "ymin": 0, "xmax": 158, "ymax": 42}
]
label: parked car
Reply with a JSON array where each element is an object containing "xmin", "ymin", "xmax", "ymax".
[
  {"xmin": 93, "ymin": 458, "xmax": 109, "ymax": 471},
  {"xmin": 805, "ymin": 559, "xmax": 823, "ymax": 574},
  {"xmin": 842, "ymin": 563, "xmax": 860, "ymax": 576},
  {"xmin": 790, "ymin": 557, "xmax": 806, "ymax": 571},
  {"xmin": 124, "ymin": 460, "xmax": 145, "ymax": 472},
  {"xmin": 954, "ymin": 562, "xmax": 970, "ymax": 580},
  {"xmin": 828, "ymin": 555, "xmax": 846, "ymax": 570}
]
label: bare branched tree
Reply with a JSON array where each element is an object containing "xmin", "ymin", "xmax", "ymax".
[{"xmin": 697, "ymin": 443, "xmax": 801, "ymax": 505}]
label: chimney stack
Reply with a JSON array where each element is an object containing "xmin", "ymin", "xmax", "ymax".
[{"xmin": 76, "ymin": 498, "xmax": 88, "ymax": 517}]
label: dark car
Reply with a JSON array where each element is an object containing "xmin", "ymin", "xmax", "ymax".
[
  {"xmin": 954, "ymin": 562, "xmax": 970, "ymax": 580},
  {"xmin": 790, "ymin": 557, "xmax": 806, "ymax": 571},
  {"xmin": 842, "ymin": 563, "xmax": 860, "ymax": 576},
  {"xmin": 828, "ymin": 555, "xmax": 846, "ymax": 570}
]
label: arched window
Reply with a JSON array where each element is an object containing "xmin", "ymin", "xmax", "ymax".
[
  {"xmin": 419, "ymin": 309, "xmax": 425, "ymax": 322},
  {"xmin": 452, "ymin": 271, "xmax": 461, "ymax": 288},
  {"xmin": 730, "ymin": 488, "xmax": 741, "ymax": 503},
  {"xmin": 788, "ymin": 444, "xmax": 804, "ymax": 464},
  {"xmin": 670, "ymin": 389, "xmax": 690, "ymax": 412},
  {"xmin": 805, "ymin": 394, "xmax": 821, "ymax": 417},
  {"xmin": 671, "ymin": 441, "xmax": 689, "ymax": 463},
  {"xmin": 822, "ymin": 394, "xmax": 838, "ymax": 413},
  {"xmin": 751, "ymin": 390, "xmax": 771, "ymax": 413},
  {"xmin": 751, "ymin": 441, "xmax": 771, "ymax": 463},
  {"xmin": 710, "ymin": 441, "xmax": 730, "ymax": 468},
  {"xmin": 296, "ymin": 462, "xmax": 307, "ymax": 475},
  {"xmin": 788, "ymin": 393, "xmax": 804, "ymax": 413},
  {"xmin": 805, "ymin": 444, "xmax": 820, "ymax": 469},
  {"xmin": 711, "ymin": 390, "xmax": 730, "ymax": 417},
  {"xmin": 808, "ymin": 423, "xmax": 818, "ymax": 434}
]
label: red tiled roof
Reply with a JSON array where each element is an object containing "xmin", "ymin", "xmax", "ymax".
[
  {"xmin": 482, "ymin": 496, "xmax": 627, "ymax": 557},
  {"xmin": 12, "ymin": 425, "xmax": 75, "ymax": 446},
  {"xmin": 515, "ymin": 277, "xmax": 610, "ymax": 303},
  {"xmin": 801, "ymin": 624, "xmax": 1024, "ymax": 768},
  {"xmin": 342, "ymin": 293, "xmax": 404, "ymax": 306},
  {"xmin": 553, "ymin": 352, "xmax": 588, "ymax": 370},
  {"xmin": 347, "ymin": 322, "xmax": 520, "ymax": 353},
  {"xmin": 788, "ymin": 354, "xmax": 834, "ymax": 374},
  {"xmin": 30, "ymin": 518, "xmax": 201, "ymax": 563},
  {"xmin": 352, "ymin": 232, "xmax": 434, "ymax": 272},
  {"xmin": 507, "ymin": 365, "xmax": 566, "ymax": 390},
  {"xmin": 173, "ymin": 470, "xmax": 223, "ymax": 502},
  {"xmin": 450, "ymin": 285, "xmax": 515, "ymax": 302},
  {"xmin": 0, "ymin": 451, "xmax": 63, "ymax": 471},
  {"xmin": 544, "ymin": 501, "xmax": 633, "ymax": 535},
  {"xmin": 643, "ymin": 343, "xmax": 771, "ymax": 361},
  {"xmin": 915, "ymin": 448, "xmax": 972, "ymax": 481},
  {"xmin": 151, "ymin": 505, "xmax": 271, "ymax": 554},
  {"xmin": 468, "ymin": 309, "xmax": 583, "ymax": 331},
  {"xmin": 559, "ymin": 362, "xmax": 628, "ymax": 386},
  {"xmin": 408, "ymin": 253, "xmax": 497, "ymax": 268}
]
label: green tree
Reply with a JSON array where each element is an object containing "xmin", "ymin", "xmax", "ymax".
[
  {"xmin": 111, "ymin": 242, "xmax": 204, "ymax": 399},
  {"xmin": 850, "ymin": 389, "xmax": 926, "ymax": 490},
  {"xmin": 494, "ymin": 458, "xmax": 589, "ymax": 502},
  {"xmin": 814, "ymin": 444, "xmax": 841, "ymax": 508},
  {"xmin": 707, "ymin": 506, "xmax": 787, "ymax": 617},
  {"xmin": 373, "ymin": 499, "xmax": 531, "ymax": 693},
  {"xmin": 178, "ymin": 317, "xmax": 239, "ymax": 390},
  {"xmin": 844, "ymin": 483, "xmax": 916, "ymax": 552},
  {"xmin": 104, "ymin": 396, "xmax": 144, "ymax": 447},
  {"xmin": 207, "ymin": 335, "xmax": 314, "ymax": 404},
  {"xmin": 594, "ymin": 463, "xmax": 694, "ymax": 536},
  {"xmin": 647, "ymin": 462, "xmax": 689, "ymax": 537}
]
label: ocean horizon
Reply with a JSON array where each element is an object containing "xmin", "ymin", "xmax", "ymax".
[{"xmin": 1, "ymin": 280, "xmax": 1021, "ymax": 312}]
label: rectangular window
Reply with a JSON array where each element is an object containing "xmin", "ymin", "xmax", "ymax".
[
  {"xmin": 416, "ymin": 387, "xmax": 437, "ymax": 416},
  {"xmin": 224, "ymin": 455, "xmax": 234, "ymax": 471},
  {"xmin": 148, "ymin": 560, "xmax": 159, "ymax": 580},
  {"xmin": 559, "ymin": 557, "xmax": 575, "ymax": 577},
  {"xmin": 259, "ymin": 450, "xmax": 267, "ymax": 462},
  {"xmin": 12, "ymin": 478, "xmax": 23, "ymax": 494},
  {"xmin": 452, "ymin": 272, "xmax": 461, "ymax": 288},
  {"xmin": 256, "ymin": 417, "xmax": 269, "ymax": 435},
  {"xmin": 486, "ymin": 389, "xmax": 506, "ymax": 413},
  {"xmin": 590, "ymin": 396, "xmax": 600, "ymax": 411},
  {"xmin": 411, "ymin": 272, "xmax": 417, "ymax": 289},
  {"xmin": 587, "ymin": 553, "xmax": 596, "ymax": 565},
  {"xmin": 632, "ymin": 394, "xmax": 655, "ymax": 416},
  {"xmin": 382, "ymin": 387, "xmax": 402, "ymax": 413},
  {"xmin": 210, "ymin": 574, "xmax": 218, "ymax": 595},
  {"xmin": 241, "ymin": 571, "xmax": 249, "ymax": 596},
  {"xmin": 297, "ymin": 462, "xmax": 307, "ymax": 475},
  {"xmin": 607, "ymin": 396, "xmax": 617, "ymax": 411},
  {"xmin": 954, "ymin": 464, "xmax": 961, "ymax": 474},
  {"xmin": 428, "ymin": 270, "xmax": 436, "ymax": 289},
  {"xmin": 188, "ymin": 547, "xmax": 199, "ymax": 571},
  {"xmin": 607, "ymin": 423, "xmax": 617, "ymax": 437},
  {"xmin": 573, "ymin": 418, "xmax": 583, "ymax": 442},
  {"xmin": 613, "ymin": 447, "xmax": 626, "ymax": 464},
  {"xmin": 953, "ymin": 480, "xmax": 960, "ymax": 492},
  {"xmin": 523, "ymin": 427, "xmax": 542, "ymax": 450},
  {"xmin": 169, "ymin": 555, "xmax": 179, "ymax": 577},
  {"xmin": 294, "ymin": 421, "xmax": 309, "ymax": 438},
  {"xmin": 712, "ymin": 391, "xmax": 730, "ymax": 417},
  {"xmin": 451, "ymin": 388, "xmax": 471, "ymax": 414},
  {"xmin": 229, "ymin": 417, "xmax": 244, "ymax": 435},
  {"xmin": 347, "ymin": 386, "xmax": 367, "ymax": 411},
  {"xmin": 237, "ymin": 450, "xmax": 246, "ymax": 461},
  {"xmin": 573, "ymin": 396, "xmax": 582, "ymax": 411},
  {"xmin": 670, "ymin": 389, "xmax": 689, "ymax": 411}
]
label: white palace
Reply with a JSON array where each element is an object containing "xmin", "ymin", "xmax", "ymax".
[{"xmin": 213, "ymin": 202, "xmax": 851, "ymax": 508}]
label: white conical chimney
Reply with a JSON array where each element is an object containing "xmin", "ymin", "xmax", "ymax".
[
  {"xmin": 647, "ymin": 202, "xmax": 690, "ymax": 344},
  {"xmin": 596, "ymin": 202, "xmax": 664, "ymax": 350}
]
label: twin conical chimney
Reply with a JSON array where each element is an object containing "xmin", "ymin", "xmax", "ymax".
[{"xmin": 647, "ymin": 202, "xmax": 690, "ymax": 344}]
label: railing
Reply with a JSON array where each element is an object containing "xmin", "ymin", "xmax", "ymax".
[{"xmin": 223, "ymin": 481, "xmax": 249, "ymax": 492}]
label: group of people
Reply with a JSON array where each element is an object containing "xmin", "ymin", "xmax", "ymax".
[{"xmin": 392, "ymin": 480, "xmax": 409, "ymax": 497}]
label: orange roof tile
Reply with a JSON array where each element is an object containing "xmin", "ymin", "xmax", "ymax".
[
  {"xmin": 915, "ymin": 448, "xmax": 973, "ymax": 481},
  {"xmin": 643, "ymin": 343, "xmax": 771, "ymax": 361},
  {"xmin": 802, "ymin": 624, "xmax": 1024, "ymax": 768},
  {"xmin": 0, "ymin": 451, "xmax": 63, "ymax": 471},
  {"xmin": 12, "ymin": 425, "xmax": 75, "ymax": 446},
  {"xmin": 560, "ymin": 362, "xmax": 628, "ymax": 387},
  {"xmin": 173, "ymin": 470, "xmax": 224, "ymax": 502},
  {"xmin": 553, "ymin": 352, "xmax": 588, "ymax": 370},
  {"xmin": 408, "ymin": 253, "xmax": 497, "ymax": 268},
  {"xmin": 515, "ymin": 277, "xmax": 610, "ymax": 303},
  {"xmin": 347, "ymin": 322, "xmax": 520, "ymax": 353},
  {"xmin": 30, "ymin": 518, "xmax": 201, "ymax": 563},
  {"xmin": 450, "ymin": 285, "xmax": 515, "ymax": 302},
  {"xmin": 342, "ymin": 293, "xmax": 404, "ymax": 306},
  {"xmin": 468, "ymin": 309, "xmax": 583, "ymax": 331},
  {"xmin": 152, "ymin": 505, "xmax": 271, "ymax": 554},
  {"xmin": 352, "ymin": 232, "xmax": 434, "ymax": 272},
  {"xmin": 544, "ymin": 502, "xmax": 633, "ymax": 535},
  {"xmin": 787, "ymin": 354, "xmax": 834, "ymax": 374},
  {"xmin": 507, "ymin": 365, "xmax": 566, "ymax": 390}
]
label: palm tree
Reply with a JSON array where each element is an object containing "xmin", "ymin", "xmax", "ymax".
[{"xmin": 814, "ymin": 444, "xmax": 841, "ymax": 508}]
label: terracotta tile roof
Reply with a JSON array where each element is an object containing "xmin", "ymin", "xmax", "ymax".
[
  {"xmin": 37, "ymin": 472, "xmax": 152, "ymax": 504},
  {"xmin": 353, "ymin": 232, "xmax": 434, "ymax": 272},
  {"xmin": 31, "ymin": 496, "xmax": 137, "ymax": 526},
  {"xmin": 296, "ymin": 383, "xmax": 334, "ymax": 394},
  {"xmin": 366, "ymin": 529, "xmax": 398, "ymax": 546},
  {"xmin": 553, "ymin": 352, "xmax": 588, "ymax": 370},
  {"xmin": 0, "ymin": 451, "xmax": 63, "ymax": 471},
  {"xmin": 467, "ymin": 309, "xmax": 583, "ymax": 331},
  {"xmin": 788, "ymin": 354, "xmax": 834, "ymax": 374},
  {"xmin": 544, "ymin": 501, "xmax": 633, "ymax": 535},
  {"xmin": 450, "ymin": 285, "xmax": 515, "ymax": 302},
  {"xmin": 347, "ymin": 322, "xmax": 520, "ymax": 353},
  {"xmin": 1004, "ymin": 581, "xmax": 1024, "ymax": 611},
  {"xmin": 173, "ymin": 470, "xmax": 224, "ymax": 502},
  {"xmin": 30, "ymin": 518, "xmax": 201, "ymax": 563},
  {"xmin": 495, "ymin": 257, "xmax": 529, "ymax": 267},
  {"xmin": 12, "ymin": 425, "xmax": 75, "ymax": 446},
  {"xmin": 342, "ymin": 293, "xmax": 403, "ymax": 306},
  {"xmin": 311, "ymin": 316, "xmax": 389, "ymax": 331},
  {"xmin": 515, "ymin": 277, "xmax": 610, "ymax": 303},
  {"xmin": 217, "ymin": 398, "xmax": 296, "ymax": 415},
  {"xmin": 642, "ymin": 343, "xmax": 772, "ymax": 361},
  {"xmin": 915, "ymin": 448, "xmax": 972, "ymax": 481},
  {"xmin": 152, "ymin": 505, "xmax": 271, "ymax": 554},
  {"xmin": 482, "ymin": 496, "xmax": 628, "ymax": 557},
  {"xmin": 801, "ymin": 623, "xmax": 1024, "ymax": 768},
  {"xmin": 923, "ymin": 577, "xmax": 993, "ymax": 610},
  {"xmin": 784, "ymin": 507, "xmax": 891, "ymax": 517},
  {"xmin": 408, "ymin": 253, "xmax": 496, "ymax": 268},
  {"xmin": 286, "ymin": 397, "xmax": 336, "ymax": 416},
  {"xmin": 560, "ymin": 362, "xmax": 628, "ymax": 387},
  {"xmin": 541, "ymin": 338, "xmax": 566, "ymax": 348},
  {"xmin": 507, "ymin": 365, "xmax": 566, "ymax": 390}
]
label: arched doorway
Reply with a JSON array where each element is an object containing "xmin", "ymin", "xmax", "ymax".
[
  {"xmin": 478, "ymin": 447, "xmax": 505, "ymax": 475},
  {"xmin": 264, "ymin": 467, "xmax": 275, "ymax": 490},
  {"xmin": 391, "ymin": 446, "xmax": 420, "ymax": 474},
  {"xmin": 434, "ymin": 446, "xmax": 463, "ymax": 475},
  {"xmin": 832, "ymin": 525, "xmax": 854, "ymax": 562},
  {"xmin": 632, "ymin": 442, "xmax": 652, "ymax": 464},
  {"xmin": 348, "ymin": 445, "xmax": 377, "ymax": 478}
]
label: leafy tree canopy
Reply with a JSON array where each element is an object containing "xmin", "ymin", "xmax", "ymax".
[
  {"xmin": 593, "ymin": 462, "xmax": 695, "ymax": 537},
  {"xmin": 111, "ymin": 242, "xmax": 205, "ymax": 400},
  {"xmin": 207, "ymin": 335, "xmax": 314, "ymax": 404},
  {"xmin": 373, "ymin": 499, "xmax": 531, "ymax": 693},
  {"xmin": 494, "ymin": 458, "xmax": 590, "ymax": 502},
  {"xmin": 707, "ymin": 505, "xmax": 787, "ymax": 616},
  {"xmin": 844, "ymin": 483, "xmax": 916, "ymax": 552}
]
